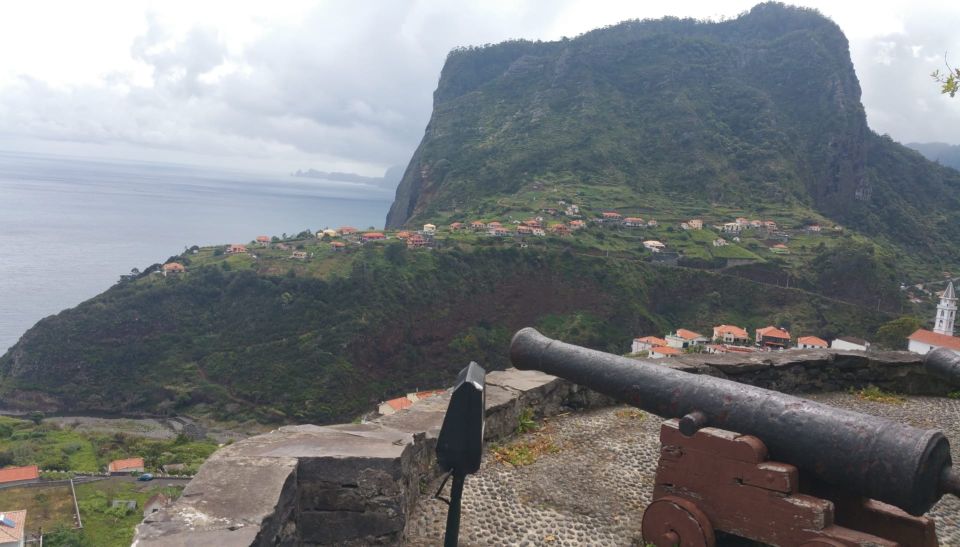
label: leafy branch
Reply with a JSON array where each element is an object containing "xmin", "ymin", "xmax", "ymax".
[{"xmin": 932, "ymin": 54, "xmax": 959, "ymax": 97}]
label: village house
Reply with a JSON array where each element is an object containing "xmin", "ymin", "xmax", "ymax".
[
  {"xmin": 569, "ymin": 220, "xmax": 586, "ymax": 230},
  {"xmin": 601, "ymin": 212, "xmax": 623, "ymax": 223},
  {"xmin": 763, "ymin": 220, "xmax": 777, "ymax": 231},
  {"xmin": 831, "ymin": 337, "xmax": 870, "ymax": 352},
  {"xmin": 623, "ymin": 217, "xmax": 645, "ymax": 227},
  {"xmin": 330, "ymin": 241, "xmax": 346, "ymax": 251},
  {"xmin": 665, "ymin": 329, "xmax": 709, "ymax": 349},
  {"xmin": 650, "ymin": 346, "xmax": 682, "ymax": 359},
  {"xmin": 487, "ymin": 221, "xmax": 503, "ymax": 229},
  {"xmin": 523, "ymin": 219, "xmax": 542, "ymax": 228},
  {"xmin": 532, "ymin": 227, "xmax": 546, "ymax": 237},
  {"xmin": 756, "ymin": 326, "xmax": 791, "ymax": 350},
  {"xmin": 290, "ymin": 251, "xmax": 307, "ymax": 260},
  {"xmin": 488, "ymin": 226, "xmax": 511, "ymax": 237},
  {"xmin": 516, "ymin": 225, "xmax": 533, "ymax": 235},
  {"xmin": 687, "ymin": 219, "xmax": 703, "ymax": 230},
  {"xmin": 108, "ymin": 457, "xmax": 145, "ymax": 475},
  {"xmin": 806, "ymin": 224, "xmax": 822, "ymax": 233},
  {"xmin": 361, "ymin": 232, "xmax": 386, "ymax": 243},
  {"xmin": 256, "ymin": 235, "xmax": 270, "ymax": 245},
  {"xmin": 735, "ymin": 217, "xmax": 749, "ymax": 227},
  {"xmin": 647, "ymin": 219, "xmax": 658, "ymax": 227},
  {"xmin": 750, "ymin": 219, "xmax": 763, "ymax": 228},
  {"xmin": 0, "ymin": 466, "xmax": 38, "ymax": 487},
  {"xmin": 338, "ymin": 226, "xmax": 358, "ymax": 235},
  {"xmin": 470, "ymin": 221, "xmax": 487, "ymax": 231},
  {"xmin": 771, "ymin": 243, "xmax": 789, "ymax": 254},
  {"xmin": 712, "ymin": 238, "xmax": 728, "ymax": 247},
  {"xmin": 449, "ymin": 222, "xmax": 464, "ymax": 231},
  {"xmin": 407, "ymin": 234, "xmax": 427, "ymax": 248},
  {"xmin": 631, "ymin": 336, "xmax": 668, "ymax": 354},
  {"xmin": 162, "ymin": 262, "xmax": 185, "ymax": 275},
  {"xmin": 422, "ymin": 224, "xmax": 436, "ymax": 234},
  {"xmin": 796, "ymin": 336, "xmax": 829, "ymax": 349},
  {"xmin": 680, "ymin": 222, "xmax": 690, "ymax": 230},
  {"xmin": 565, "ymin": 204, "xmax": 580, "ymax": 216},
  {"xmin": 225, "ymin": 244, "xmax": 247, "ymax": 254},
  {"xmin": 712, "ymin": 325, "xmax": 749, "ymax": 346},
  {"xmin": 643, "ymin": 240, "xmax": 665, "ymax": 253},
  {"xmin": 722, "ymin": 222, "xmax": 741, "ymax": 233},
  {"xmin": 395, "ymin": 231, "xmax": 412, "ymax": 239},
  {"xmin": 321, "ymin": 229, "xmax": 338, "ymax": 238},
  {"xmin": 0, "ymin": 510, "xmax": 26, "ymax": 547},
  {"xmin": 550, "ymin": 224, "xmax": 571, "ymax": 236}
]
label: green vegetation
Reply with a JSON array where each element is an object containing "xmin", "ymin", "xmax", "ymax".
[
  {"xmin": 0, "ymin": 415, "xmax": 216, "ymax": 473},
  {"xmin": 0, "ymin": 484, "xmax": 75, "ymax": 535},
  {"xmin": 874, "ymin": 316, "xmax": 923, "ymax": 350},
  {"xmin": 853, "ymin": 385, "xmax": 905, "ymax": 404},
  {"xmin": 516, "ymin": 407, "xmax": 538, "ymax": 434}
]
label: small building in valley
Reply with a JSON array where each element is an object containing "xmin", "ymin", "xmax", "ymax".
[
  {"xmin": 908, "ymin": 329, "xmax": 960, "ymax": 356},
  {"xmin": 226, "ymin": 244, "xmax": 248, "ymax": 254},
  {"xmin": 256, "ymin": 235, "xmax": 270, "ymax": 245},
  {"xmin": 422, "ymin": 224, "xmax": 436, "ymax": 234},
  {"xmin": 361, "ymin": 232, "xmax": 386, "ymax": 243},
  {"xmin": 0, "ymin": 466, "xmax": 38, "ymax": 487},
  {"xmin": 623, "ymin": 217, "xmax": 645, "ymax": 227},
  {"xmin": 162, "ymin": 263, "xmax": 185, "ymax": 275},
  {"xmin": 290, "ymin": 251, "xmax": 307, "ymax": 260},
  {"xmin": 108, "ymin": 457, "xmax": 145, "ymax": 475},
  {"xmin": 650, "ymin": 346, "xmax": 682, "ymax": 359},
  {"xmin": 643, "ymin": 240, "xmax": 665, "ymax": 253},
  {"xmin": 665, "ymin": 329, "xmax": 709, "ymax": 349}
]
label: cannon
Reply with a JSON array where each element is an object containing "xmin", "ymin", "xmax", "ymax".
[
  {"xmin": 510, "ymin": 328, "xmax": 960, "ymax": 546},
  {"xmin": 925, "ymin": 348, "xmax": 960, "ymax": 386}
]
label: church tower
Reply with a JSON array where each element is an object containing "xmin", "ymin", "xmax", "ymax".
[{"xmin": 934, "ymin": 281, "xmax": 957, "ymax": 336}]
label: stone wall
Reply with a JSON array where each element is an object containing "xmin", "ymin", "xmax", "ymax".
[{"xmin": 132, "ymin": 350, "xmax": 949, "ymax": 546}]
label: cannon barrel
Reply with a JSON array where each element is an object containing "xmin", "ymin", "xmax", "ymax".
[
  {"xmin": 510, "ymin": 327, "xmax": 960, "ymax": 516},
  {"xmin": 925, "ymin": 347, "xmax": 960, "ymax": 386}
]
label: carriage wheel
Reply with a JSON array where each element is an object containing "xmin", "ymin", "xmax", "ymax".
[{"xmin": 641, "ymin": 496, "xmax": 716, "ymax": 547}]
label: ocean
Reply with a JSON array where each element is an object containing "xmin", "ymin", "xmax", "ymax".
[{"xmin": 0, "ymin": 151, "xmax": 393, "ymax": 353}]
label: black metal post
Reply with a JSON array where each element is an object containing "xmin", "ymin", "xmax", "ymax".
[{"xmin": 443, "ymin": 472, "xmax": 466, "ymax": 547}]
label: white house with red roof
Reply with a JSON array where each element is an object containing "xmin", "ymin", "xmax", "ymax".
[
  {"xmin": 0, "ymin": 510, "xmax": 26, "ymax": 547},
  {"xmin": 632, "ymin": 336, "xmax": 668, "ymax": 354},
  {"xmin": 756, "ymin": 326, "xmax": 791, "ymax": 349},
  {"xmin": 796, "ymin": 336, "xmax": 829, "ymax": 349},
  {"xmin": 108, "ymin": 458, "xmax": 145, "ymax": 475},
  {"xmin": 665, "ymin": 329, "xmax": 709, "ymax": 349},
  {"xmin": 831, "ymin": 337, "xmax": 870, "ymax": 352},
  {"xmin": 712, "ymin": 325, "xmax": 749, "ymax": 346},
  {"xmin": 649, "ymin": 346, "xmax": 682, "ymax": 359}
]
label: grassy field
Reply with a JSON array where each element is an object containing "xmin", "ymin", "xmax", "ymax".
[
  {"xmin": 72, "ymin": 480, "xmax": 183, "ymax": 547},
  {"xmin": 0, "ymin": 483, "xmax": 76, "ymax": 537},
  {"xmin": 0, "ymin": 415, "xmax": 217, "ymax": 474}
]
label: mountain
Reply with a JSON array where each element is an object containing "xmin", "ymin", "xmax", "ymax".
[
  {"xmin": 386, "ymin": 3, "xmax": 960, "ymax": 263},
  {"xmin": 906, "ymin": 142, "xmax": 960, "ymax": 172},
  {"xmin": 0, "ymin": 3, "xmax": 944, "ymax": 424}
]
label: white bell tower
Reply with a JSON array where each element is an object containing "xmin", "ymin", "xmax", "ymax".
[{"xmin": 934, "ymin": 281, "xmax": 957, "ymax": 336}]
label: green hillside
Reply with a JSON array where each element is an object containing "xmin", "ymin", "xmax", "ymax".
[{"xmin": 386, "ymin": 3, "xmax": 960, "ymax": 268}]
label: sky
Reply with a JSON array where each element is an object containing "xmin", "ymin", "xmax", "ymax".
[{"xmin": 0, "ymin": 1, "xmax": 956, "ymax": 176}]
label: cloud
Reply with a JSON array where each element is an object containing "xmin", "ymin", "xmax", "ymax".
[{"xmin": 0, "ymin": 1, "xmax": 956, "ymax": 176}]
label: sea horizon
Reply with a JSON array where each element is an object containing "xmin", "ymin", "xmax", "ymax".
[{"xmin": 0, "ymin": 150, "xmax": 393, "ymax": 353}]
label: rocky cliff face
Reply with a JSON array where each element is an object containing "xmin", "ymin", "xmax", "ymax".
[{"xmin": 385, "ymin": 3, "xmax": 960, "ymax": 260}]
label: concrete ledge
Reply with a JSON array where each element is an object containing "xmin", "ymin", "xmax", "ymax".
[{"xmin": 134, "ymin": 350, "xmax": 945, "ymax": 546}]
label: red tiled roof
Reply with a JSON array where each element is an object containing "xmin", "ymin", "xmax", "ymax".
[
  {"xmin": 757, "ymin": 326, "xmax": 790, "ymax": 339},
  {"xmin": 339, "ymin": 226, "xmax": 358, "ymax": 233},
  {"xmin": 363, "ymin": 232, "xmax": 386, "ymax": 239},
  {"xmin": 330, "ymin": 241, "xmax": 346, "ymax": 247},
  {"xmin": 0, "ymin": 465, "xmax": 38, "ymax": 484},
  {"xmin": 652, "ymin": 346, "xmax": 682, "ymax": 355},
  {"xmin": 256, "ymin": 235, "xmax": 270, "ymax": 242},
  {"xmin": 162, "ymin": 263, "xmax": 185, "ymax": 272},
  {"xmin": 908, "ymin": 329, "xmax": 960, "ymax": 350},
  {"xmin": 675, "ymin": 328, "xmax": 705, "ymax": 340},
  {"xmin": 0, "ymin": 510, "xmax": 26, "ymax": 543},
  {"xmin": 602, "ymin": 212, "xmax": 622, "ymax": 218},
  {"xmin": 713, "ymin": 325, "xmax": 748, "ymax": 338},
  {"xmin": 797, "ymin": 336, "xmax": 829, "ymax": 347},
  {"xmin": 635, "ymin": 336, "xmax": 668, "ymax": 346},
  {"xmin": 385, "ymin": 397, "xmax": 413, "ymax": 411},
  {"xmin": 108, "ymin": 458, "xmax": 144, "ymax": 472}
]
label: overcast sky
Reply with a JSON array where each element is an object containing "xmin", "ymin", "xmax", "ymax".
[{"xmin": 0, "ymin": 1, "xmax": 957, "ymax": 176}]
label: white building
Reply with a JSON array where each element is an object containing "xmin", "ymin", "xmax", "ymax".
[
  {"xmin": 908, "ymin": 282, "xmax": 960, "ymax": 355},
  {"xmin": 796, "ymin": 336, "xmax": 828, "ymax": 349},
  {"xmin": 632, "ymin": 336, "xmax": 667, "ymax": 354},
  {"xmin": 665, "ymin": 329, "xmax": 709, "ymax": 349},
  {"xmin": 934, "ymin": 282, "xmax": 957, "ymax": 335},
  {"xmin": 643, "ymin": 240, "xmax": 665, "ymax": 253},
  {"xmin": 422, "ymin": 224, "xmax": 437, "ymax": 234},
  {"xmin": 830, "ymin": 337, "xmax": 870, "ymax": 352}
]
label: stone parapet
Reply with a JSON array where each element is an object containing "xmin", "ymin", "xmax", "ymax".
[{"xmin": 133, "ymin": 350, "xmax": 947, "ymax": 546}]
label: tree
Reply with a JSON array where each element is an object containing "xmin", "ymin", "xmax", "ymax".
[
  {"xmin": 874, "ymin": 316, "xmax": 922, "ymax": 350},
  {"xmin": 933, "ymin": 56, "xmax": 959, "ymax": 97}
]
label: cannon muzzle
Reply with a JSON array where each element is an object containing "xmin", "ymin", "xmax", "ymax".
[
  {"xmin": 510, "ymin": 327, "xmax": 958, "ymax": 516},
  {"xmin": 925, "ymin": 347, "xmax": 960, "ymax": 386}
]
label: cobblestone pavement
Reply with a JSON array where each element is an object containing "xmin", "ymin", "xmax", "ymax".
[{"xmin": 404, "ymin": 392, "xmax": 960, "ymax": 546}]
